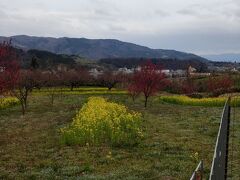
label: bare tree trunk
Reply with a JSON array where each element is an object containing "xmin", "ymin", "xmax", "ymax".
[
  {"xmin": 0, "ymin": 96, "xmax": 3, "ymax": 105},
  {"xmin": 24, "ymin": 95, "xmax": 28, "ymax": 108},
  {"xmin": 24, "ymin": 99, "xmax": 27, "ymax": 109},
  {"xmin": 51, "ymin": 94, "xmax": 54, "ymax": 106},
  {"xmin": 21, "ymin": 101, "xmax": 26, "ymax": 115},
  {"xmin": 132, "ymin": 96, "xmax": 135, "ymax": 102},
  {"xmin": 144, "ymin": 96, "xmax": 148, "ymax": 108}
]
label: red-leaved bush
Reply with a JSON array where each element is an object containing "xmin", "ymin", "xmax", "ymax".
[
  {"xmin": 180, "ymin": 78, "xmax": 196, "ymax": 94},
  {"xmin": 207, "ymin": 75, "xmax": 233, "ymax": 96}
]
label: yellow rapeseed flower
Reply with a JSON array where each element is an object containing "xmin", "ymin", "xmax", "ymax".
[{"xmin": 61, "ymin": 97, "xmax": 143, "ymax": 146}]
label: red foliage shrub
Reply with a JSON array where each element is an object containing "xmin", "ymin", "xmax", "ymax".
[
  {"xmin": 180, "ymin": 78, "xmax": 196, "ymax": 94},
  {"xmin": 207, "ymin": 75, "xmax": 233, "ymax": 96}
]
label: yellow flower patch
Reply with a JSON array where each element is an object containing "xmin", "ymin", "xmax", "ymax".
[
  {"xmin": 61, "ymin": 97, "xmax": 143, "ymax": 146},
  {"xmin": 0, "ymin": 97, "xmax": 19, "ymax": 109},
  {"xmin": 160, "ymin": 95, "xmax": 227, "ymax": 107}
]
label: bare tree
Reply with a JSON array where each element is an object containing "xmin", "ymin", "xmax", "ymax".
[{"xmin": 11, "ymin": 70, "xmax": 36, "ymax": 115}]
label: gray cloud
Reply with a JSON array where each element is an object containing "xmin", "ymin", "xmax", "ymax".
[
  {"xmin": 0, "ymin": 0, "xmax": 239, "ymax": 54},
  {"xmin": 154, "ymin": 10, "xmax": 170, "ymax": 17},
  {"xmin": 0, "ymin": 9, "xmax": 7, "ymax": 19}
]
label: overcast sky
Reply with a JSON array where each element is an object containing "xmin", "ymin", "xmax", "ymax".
[{"xmin": 0, "ymin": 0, "xmax": 239, "ymax": 55}]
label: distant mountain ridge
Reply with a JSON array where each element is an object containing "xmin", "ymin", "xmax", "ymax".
[
  {"xmin": 202, "ymin": 53, "xmax": 240, "ymax": 62},
  {"xmin": 0, "ymin": 35, "xmax": 207, "ymax": 61}
]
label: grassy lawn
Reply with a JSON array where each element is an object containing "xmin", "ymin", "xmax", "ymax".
[{"xmin": 0, "ymin": 90, "xmax": 233, "ymax": 179}]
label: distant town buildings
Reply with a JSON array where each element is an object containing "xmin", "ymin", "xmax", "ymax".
[
  {"xmin": 105, "ymin": 65, "xmax": 214, "ymax": 78},
  {"xmin": 57, "ymin": 64, "xmax": 68, "ymax": 72},
  {"xmin": 161, "ymin": 69, "xmax": 170, "ymax": 76},
  {"xmin": 117, "ymin": 67, "xmax": 133, "ymax": 74},
  {"xmin": 89, "ymin": 68, "xmax": 103, "ymax": 78},
  {"xmin": 188, "ymin": 65, "xmax": 211, "ymax": 77},
  {"xmin": 171, "ymin": 69, "xmax": 186, "ymax": 77},
  {"xmin": 187, "ymin": 66, "xmax": 197, "ymax": 74},
  {"xmin": 114, "ymin": 67, "xmax": 187, "ymax": 77},
  {"xmin": 208, "ymin": 65, "xmax": 239, "ymax": 72}
]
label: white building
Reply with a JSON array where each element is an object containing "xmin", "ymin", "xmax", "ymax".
[
  {"xmin": 117, "ymin": 67, "xmax": 134, "ymax": 74},
  {"xmin": 161, "ymin": 69, "xmax": 171, "ymax": 76},
  {"xmin": 171, "ymin": 69, "xmax": 187, "ymax": 77},
  {"xmin": 89, "ymin": 68, "xmax": 103, "ymax": 78},
  {"xmin": 0, "ymin": 66, "xmax": 5, "ymax": 73}
]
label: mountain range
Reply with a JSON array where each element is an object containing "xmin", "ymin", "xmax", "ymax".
[
  {"xmin": 202, "ymin": 53, "xmax": 240, "ymax": 62},
  {"xmin": 0, "ymin": 35, "xmax": 207, "ymax": 62}
]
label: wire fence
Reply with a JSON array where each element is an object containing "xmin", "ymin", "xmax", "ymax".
[
  {"xmin": 209, "ymin": 97, "xmax": 230, "ymax": 180},
  {"xmin": 189, "ymin": 98, "xmax": 231, "ymax": 180}
]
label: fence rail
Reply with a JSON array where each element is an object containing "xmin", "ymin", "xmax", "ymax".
[
  {"xmin": 190, "ymin": 160, "xmax": 204, "ymax": 180},
  {"xmin": 209, "ymin": 97, "xmax": 231, "ymax": 180}
]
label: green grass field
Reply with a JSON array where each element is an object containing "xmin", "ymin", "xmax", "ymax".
[{"xmin": 0, "ymin": 89, "xmax": 239, "ymax": 179}]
